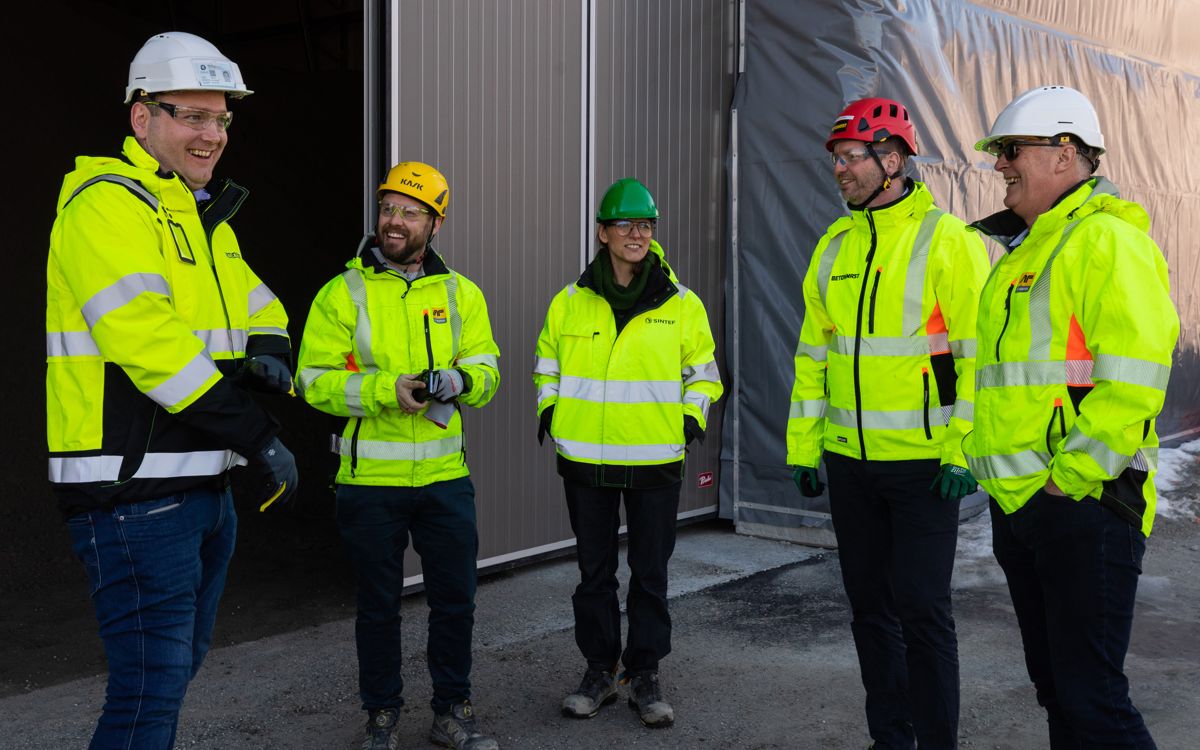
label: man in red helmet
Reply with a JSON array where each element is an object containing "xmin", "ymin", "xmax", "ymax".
[{"xmin": 786, "ymin": 97, "xmax": 990, "ymax": 749}]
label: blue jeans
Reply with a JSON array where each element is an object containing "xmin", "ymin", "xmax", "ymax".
[
  {"xmin": 825, "ymin": 454, "xmax": 961, "ymax": 750},
  {"xmin": 563, "ymin": 480, "xmax": 681, "ymax": 674},
  {"xmin": 66, "ymin": 486, "xmax": 237, "ymax": 750},
  {"xmin": 336, "ymin": 477, "xmax": 479, "ymax": 714},
  {"xmin": 990, "ymin": 492, "xmax": 1156, "ymax": 749}
]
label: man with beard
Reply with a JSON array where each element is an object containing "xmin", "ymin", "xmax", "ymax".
[
  {"xmin": 786, "ymin": 97, "xmax": 989, "ymax": 750},
  {"xmin": 967, "ymin": 85, "xmax": 1176, "ymax": 749},
  {"xmin": 46, "ymin": 31, "xmax": 297, "ymax": 749},
  {"xmin": 297, "ymin": 162, "xmax": 501, "ymax": 750}
]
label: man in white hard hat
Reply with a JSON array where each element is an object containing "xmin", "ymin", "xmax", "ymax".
[
  {"xmin": 47, "ymin": 31, "xmax": 298, "ymax": 749},
  {"xmin": 967, "ymin": 85, "xmax": 1177, "ymax": 749}
]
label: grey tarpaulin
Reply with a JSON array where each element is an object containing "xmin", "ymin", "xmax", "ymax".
[{"xmin": 720, "ymin": 0, "xmax": 1200, "ymax": 543}]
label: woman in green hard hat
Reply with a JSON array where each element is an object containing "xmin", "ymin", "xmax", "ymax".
[{"xmin": 532, "ymin": 178, "xmax": 724, "ymax": 729}]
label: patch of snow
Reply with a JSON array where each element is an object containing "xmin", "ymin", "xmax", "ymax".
[{"xmin": 1155, "ymin": 438, "xmax": 1200, "ymax": 521}]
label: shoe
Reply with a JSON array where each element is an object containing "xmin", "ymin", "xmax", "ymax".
[
  {"xmin": 625, "ymin": 671, "xmax": 674, "ymax": 728},
  {"xmin": 561, "ymin": 666, "xmax": 618, "ymax": 718},
  {"xmin": 430, "ymin": 700, "xmax": 499, "ymax": 750},
  {"xmin": 361, "ymin": 707, "xmax": 400, "ymax": 750}
]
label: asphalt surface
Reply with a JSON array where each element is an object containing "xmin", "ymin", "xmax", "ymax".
[{"xmin": 2, "ymin": 495, "xmax": 1198, "ymax": 749}]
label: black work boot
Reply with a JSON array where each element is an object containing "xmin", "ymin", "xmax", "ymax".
[
  {"xmin": 429, "ymin": 700, "xmax": 499, "ymax": 750},
  {"xmin": 625, "ymin": 671, "xmax": 674, "ymax": 728},
  {"xmin": 361, "ymin": 707, "xmax": 400, "ymax": 750},
  {"xmin": 561, "ymin": 666, "xmax": 618, "ymax": 718}
]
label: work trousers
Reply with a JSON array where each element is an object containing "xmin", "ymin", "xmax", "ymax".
[
  {"xmin": 66, "ymin": 485, "xmax": 237, "ymax": 750},
  {"xmin": 990, "ymin": 491, "xmax": 1156, "ymax": 749},
  {"xmin": 564, "ymin": 479, "xmax": 681, "ymax": 674},
  {"xmin": 825, "ymin": 453, "xmax": 960, "ymax": 750},
  {"xmin": 336, "ymin": 477, "xmax": 479, "ymax": 714}
]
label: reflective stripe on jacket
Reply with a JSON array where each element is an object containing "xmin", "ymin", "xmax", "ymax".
[
  {"xmin": 533, "ymin": 241, "xmax": 722, "ymax": 487},
  {"xmin": 786, "ymin": 180, "xmax": 990, "ymax": 468},
  {"xmin": 965, "ymin": 178, "xmax": 1179, "ymax": 536},
  {"xmin": 297, "ymin": 240, "xmax": 500, "ymax": 487},
  {"xmin": 46, "ymin": 137, "xmax": 290, "ymax": 516}
]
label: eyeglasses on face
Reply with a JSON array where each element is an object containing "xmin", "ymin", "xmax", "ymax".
[
  {"xmin": 606, "ymin": 220, "xmax": 656, "ymax": 237},
  {"xmin": 379, "ymin": 202, "xmax": 432, "ymax": 221},
  {"xmin": 144, "ymin": 101, "xmax": 233, "ymax": 131},
  {"xmin": 986, "ymin": 139, "xmax": 1061, "ymax": 161},
  {"xmin": 829, "ymin": 148, "xmax": 874, "ymax": 168}
]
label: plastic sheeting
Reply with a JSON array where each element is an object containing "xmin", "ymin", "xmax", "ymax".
[{"xmin": 721, "ymin": 0, "xmax": 1200, "ymax": 539}]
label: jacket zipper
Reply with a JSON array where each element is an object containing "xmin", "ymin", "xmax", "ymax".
[
  {"xmin": 995, "ymin": 281, "xmax": 1017, "ymax": 360},
  {"xmin": 851, "ymin": 210, "xmax": 879, "ymax": 459},
  {"xmin": 868, "ymin": 266, "xmax": 882, "ymax": 334},
  {"xmin": 349, "ymin": 417, "xmax": 363, "ymax": 476},
  {"xmin": 921, "ymin": 367, "xmax": 932, "ymax": 439}
]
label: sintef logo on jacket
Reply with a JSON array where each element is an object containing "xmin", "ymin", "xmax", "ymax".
[{"xmin": 644, "ymin": 317, "xmax": 676, "ymax": 325}]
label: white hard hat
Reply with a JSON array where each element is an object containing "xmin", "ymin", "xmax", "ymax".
[
  {"xmin": 125, "ymin": 31, "xmax": 253, "ymax": 104},
  {"xmin": 975, "ymin": 85, "xmax": 1105, "ymax": 155}
]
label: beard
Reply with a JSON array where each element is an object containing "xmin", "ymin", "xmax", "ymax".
[{"xmin": 378, "ymin": 220, "xmax": 434, "ymax": 265}]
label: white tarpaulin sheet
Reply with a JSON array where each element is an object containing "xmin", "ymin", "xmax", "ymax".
[{"xmin": 722, "ymin": 0, "xmax": 1200, "ymax": 539}]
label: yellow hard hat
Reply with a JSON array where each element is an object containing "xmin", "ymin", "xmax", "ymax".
[{"xmin": 377, "ymin": 161, "xmax": 450, "ymax": 216}]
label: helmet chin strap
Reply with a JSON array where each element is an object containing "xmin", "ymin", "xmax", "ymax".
[{"xmin": 847, "ymin": 143, "xmax": 903, "ymax": 210}]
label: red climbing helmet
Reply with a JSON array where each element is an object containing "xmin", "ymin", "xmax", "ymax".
[{"xmin": 825, "ymin": 97, "xmax": 918, "ymax": 156}]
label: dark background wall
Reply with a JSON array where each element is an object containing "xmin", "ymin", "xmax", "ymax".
[{"xmin": 1, "ymin": 0, "xmax": 365, "ymax": 693}]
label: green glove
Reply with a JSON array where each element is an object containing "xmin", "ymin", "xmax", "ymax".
[
  {"xmin": 931, "ymin": 464, "xmax": 977, "ymax": 502},
  {"xmin": 792, "ymin": 466, "xmax": 825, "ymax": 498}
]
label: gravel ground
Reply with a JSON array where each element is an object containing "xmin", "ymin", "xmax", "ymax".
[{"xmin": 1, "ymin": 479, "xmax": 1197, "ymax": 749}]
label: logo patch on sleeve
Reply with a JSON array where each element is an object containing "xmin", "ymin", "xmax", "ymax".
[
  {"xmin": 431, "ymin": 307, "xmax": 448, "ymax": 323},
  {"xmin": 1015, "ymin": 272, "xmax": 1037, "ymax": 293}
]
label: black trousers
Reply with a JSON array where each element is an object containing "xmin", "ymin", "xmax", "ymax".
[
  {"xmin": 826, "ymin": 453, "xmax": 961, "ymax": 750},
  {"xmin": 991, "ymin": 493, "xmax": 1156, "ymax": 749},
  {"xmin": 563, "ymin": 479, "xmax": 681, "ymax": 674}
]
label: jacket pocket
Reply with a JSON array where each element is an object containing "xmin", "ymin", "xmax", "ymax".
[{"xmin": 1045, "ymin": 398, "xmax": 1067, "ymax": 454}]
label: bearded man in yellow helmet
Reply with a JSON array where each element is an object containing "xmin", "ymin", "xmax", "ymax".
[
  {"xmin": 968, "ymin": 85, "xmax": 1178, "ymax": 749},
  {"xmin": 297, "ymin": 162, "xmax": 501, "ymax": 750},
  {"xmin": 47, "ymin": 31, "xmax": 297, "ymax": 749}
]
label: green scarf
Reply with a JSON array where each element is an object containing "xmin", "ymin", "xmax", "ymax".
[{"xmin": 594, "ymin": 249, "xmax": 653, "ymax": 310}]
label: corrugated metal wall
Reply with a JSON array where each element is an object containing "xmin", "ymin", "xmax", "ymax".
[{"xmin": 381, "ymin": 0, "xmax": 734, "ymax": 580}]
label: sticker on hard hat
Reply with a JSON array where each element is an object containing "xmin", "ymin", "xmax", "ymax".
[
  {"xmin": 192, "ymin": 59, "xmax": 238, "ymax": 89},
  {"xmin": 830, "ymin": 115, "xmax": 853, "ymax": 133}
]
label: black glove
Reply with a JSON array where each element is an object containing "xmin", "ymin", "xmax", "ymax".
[
  {"xmin": 537, "ymin": 406, "xmax": 554, "ymax": 445},
  {"xmin": 792, "ymin": 466, "xmax": 825, "ymax": 498},
  {"xmin": 236, "ymin": 355, "xmax": 294, "ymax": 395},
  {"xmin": 244, "ymin": 437, "xmax": 299, "ymax": 512},
  {"xmin": 684, "ymin": 415, "xmax": 705, "ymax": 446}
]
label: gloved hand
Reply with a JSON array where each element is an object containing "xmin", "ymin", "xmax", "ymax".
[
  {"xmin": 244, "ymin": 437, "xmax": 299, "ymax": 512},
  {"xmin": 236, "ymin": 355, "xmax": 295, "ymax": 395},
  {"xmin": 413, "ymin": 369, "xmax": 466, "ymax": 403},
  {"xmin": 684, "ymin": 415, "xmax": 705, "ymax": 446},
  {"xmin": 537, "ymin": 406, "xmax": 554, "ymax": 445},
  {"xmin": 792, "ymin": 466, "xmax": 825, "ymax": 497},
  {"xmin": 931, "ymin": 464, "xmax": 977, "ymax": 502}
]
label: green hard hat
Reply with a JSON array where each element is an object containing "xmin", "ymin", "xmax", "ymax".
[{"xmin": 596, "ymin": 177, "xmax": 659, "ymax": 221}]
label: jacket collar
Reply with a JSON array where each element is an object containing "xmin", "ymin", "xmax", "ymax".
[
  {"xmin": 970, "ymin": 177, "xmax": 1119, "ymax": 252},
  {"xmin": 350, "ymin": 233, "xmax": 452, "ymax": 279},
  {"xmin": 847, "ymin": 179, "xmax": 932, "ymax": 229}
]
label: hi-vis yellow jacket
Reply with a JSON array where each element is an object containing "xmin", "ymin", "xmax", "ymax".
[
  {"xmin": 786, "ymin": 181, "xmax": 990, "ymax": 469},
  {"xmin": 532, "ymin": 242, "xmax": 723, "ymax": 488},
  {"xmin": 46, "ymin": 137, "xmax": 291, "ymax": 516},
  {"xmin": 965, "ymin": 178, "xmax": 1178, "ymax": 536},
  {"xmin": 297, "ymin": 242, "xmax": 500, "ymax": 487}
]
